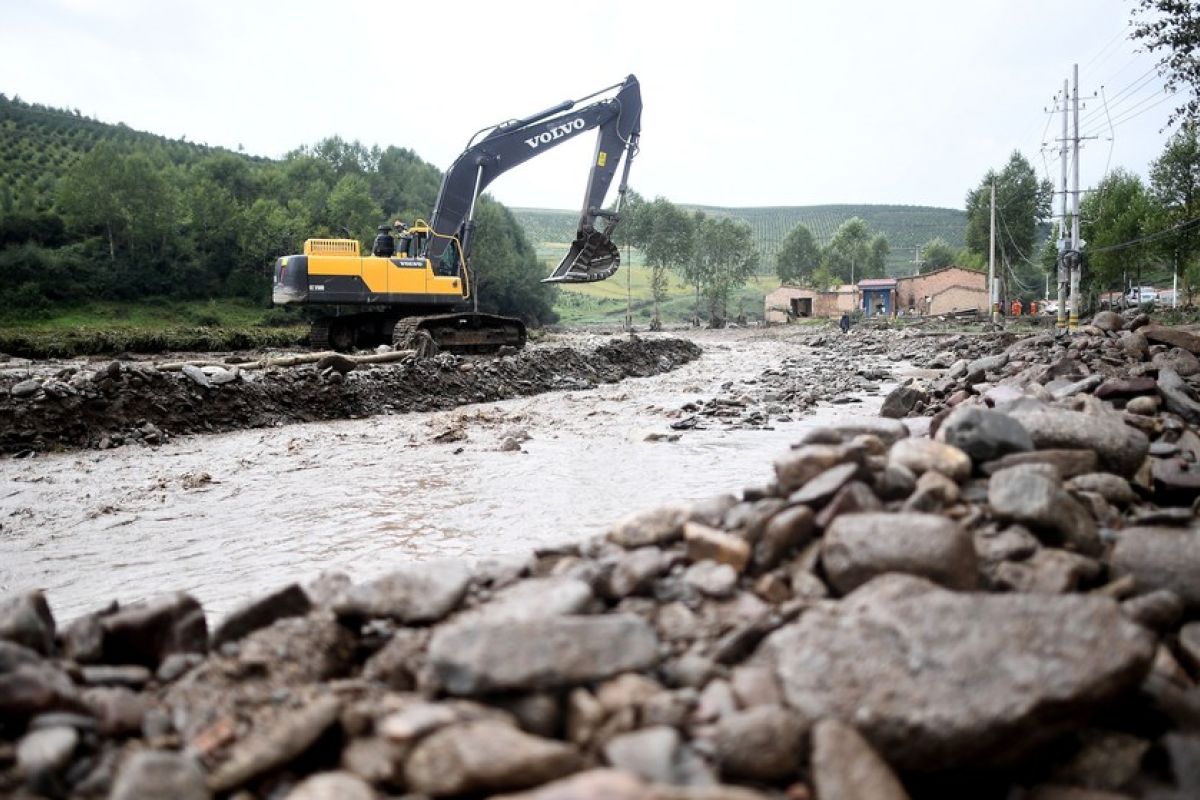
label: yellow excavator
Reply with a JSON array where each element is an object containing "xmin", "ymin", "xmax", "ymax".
[{"xmin": 272, "ymin": 75, "xmax": 642, "ymax": 352}]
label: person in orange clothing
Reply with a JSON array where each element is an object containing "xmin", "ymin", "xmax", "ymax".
[{"xmin": 1011, "ymin": 299, "xmax": 1023, "ymax": 317}]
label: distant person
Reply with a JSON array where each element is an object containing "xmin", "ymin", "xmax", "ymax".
[{"xmin": 839, "ymin": 312, "xmax": 850, "ymax": 334}]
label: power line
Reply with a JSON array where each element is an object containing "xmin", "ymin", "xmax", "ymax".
[{"xmin": 1088, "ymin": 215, "xmax": 1200, "ymax": 254}]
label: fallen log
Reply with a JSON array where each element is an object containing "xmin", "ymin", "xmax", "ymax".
[{"xmin": 155, "ymin": 350, "xmax": 415, "ymax": 372}]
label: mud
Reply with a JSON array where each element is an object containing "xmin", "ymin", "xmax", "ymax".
[{"xmin": 0, "ymin": 335, "xmax": 701, "ymax": 454}]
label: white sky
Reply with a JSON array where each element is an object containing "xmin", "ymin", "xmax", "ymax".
[{"xmin": 0, "ymin": 0, "xmax": 1180, "ymax": 213}]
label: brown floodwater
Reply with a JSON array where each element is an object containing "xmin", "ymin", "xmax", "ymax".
[{"xmin": 0, "ymin": 331, "xmax": 890, "ymax": 623}]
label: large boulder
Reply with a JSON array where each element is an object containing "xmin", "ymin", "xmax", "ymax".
[
  {"xmin": 429, "ymin": 614, "xmax": 659, "ymax": 695},
  {"xmin": 1111, "ymin": 528, "xmax": 1200, "ymax": 613},
  {"xmin": 1004, "ymin": 401, "xmax": 1149, "ymax": 477},
  {"xmin": 0, "ymin": 591, "xmax": 56, "ymax": 655},
  {"xmin": 761, "ymin": 575, "xmax": 1154, "ymax": 770},
  {"xmin": 936, "ymin": 406, "xmax": 1033, "ymax": 463},
  {"xmin": 333, "ymin": 561, "xmax": 471, "ymax": 624},
  {"xmin": 101, "ymin": 593, "xmax": 207, "ymax": 669},
  {"xmin": 821, "ymin": 512, "xmax": 978, "ymax": 593}
]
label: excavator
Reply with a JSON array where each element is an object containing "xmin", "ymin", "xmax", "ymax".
[{"xmin": 271, "ymin": 75, "xmax": 642, "ymax": 353}]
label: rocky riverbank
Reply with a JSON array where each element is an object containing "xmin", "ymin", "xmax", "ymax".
[
  {"xmin": 0, "ymin": 336, "xmax": 701, "ymax": 455},
  {"xmin": 2, "ymin": 313, "xmax": 1199, "ymax": 799}
]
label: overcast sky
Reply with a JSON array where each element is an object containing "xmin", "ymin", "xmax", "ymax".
[{"xmin": 0, "ymin": 0, "xmax": 1180, "ymax": 214}]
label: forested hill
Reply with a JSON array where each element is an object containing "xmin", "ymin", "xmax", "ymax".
[
  {"xmin": 0, "ymin": 94, "xmax": 556, "ymax": 324},
  {"xmin": 513, "ymin": 203, "xmax": 968, "ymax": 276}
]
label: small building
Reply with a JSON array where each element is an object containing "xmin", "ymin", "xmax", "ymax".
[
  {"xmin": 765, "ymin": 284, "xmax": 856, "ymax": 323},
  {"xmin": 895, "ymin": 266, "xmax": 988, "ymax": 316},
  {"xmin": 858, "ymin": 278, "xmax": 897, "ymax": 318}
]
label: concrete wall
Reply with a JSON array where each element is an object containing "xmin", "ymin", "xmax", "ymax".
[
  {"xmin": 895, "ymin": 267, "xmax": 987, "ymax": 315},
  {"xmin": 765, "ymin": 286, "xmax": 857, "ymax": 322}
]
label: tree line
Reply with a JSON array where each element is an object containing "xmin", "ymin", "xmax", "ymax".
[{"xmin": 0, "ymin": 106, "xmax": 557, "ymax": 324}]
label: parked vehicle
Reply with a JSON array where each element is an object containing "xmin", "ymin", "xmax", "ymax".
[{"xmin": 1127, "ymin": 287, "xmax": 1158, "ymax": 305}]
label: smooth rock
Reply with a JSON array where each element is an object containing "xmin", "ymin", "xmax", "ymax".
[
  {"xmin": 936, "ymin": 406, "xmax": 1033, "ymax": 463},
  {"xmin": 11, "ymin": 378, "xmax": 41, "ymax": 398},
  {"xmin": 831, "ymin": 418, "xmax": 909, "ymax": 445},
  {"xmin": 1066, "ymin": 473, "xmax": 1137, "ymax": 506},
  {"xmin": 966, "ymin": 353, "xmax": 1009, "ymax": 384},
  {"xmin": 1157, "ymin": 367, "xmax": 1200, "ymax": 424},
  {"xmin": 1179, "ymin": 622, "xmax": 1200, "ymax": 672},
  {"xmin": 888, "ymin": 438, "xmax": 971, "ymax": 481},
  {"xmin": 988, "ymin": 466, "xmax": 1101, "ymax": 556},
  {"xmin": 181, "ymin": 364, "xmax": 212, "ymax": 388},
  {"xmin": 82, "ymin": 686, "xmax": 146, "ymax": 736},
  {"xmin": 753, "ymin": 505, "xmax": 815, "ymax": 570},
  {"xmin": 1111, "ymin": 528, "xmax": 1200, "ymax": 612},
  {"xmin": 683, "ymin": 561, "xmax": 738, "ymax": 598},
  {"xmin": 608, "ymin": 505, "xmax": 689, "ymax": 548},
  {"xmin": 211, "ymin": 583, "xmax": 312, "ymax": 648},
  {"xmin": 810, "ymin": 718, "xmax": 910, "ymax": 800},
  {"xmin": 1091, "ymin": 310, "xmax": 1123, "ymax": 332},
  {"xmin": 1121, "ymin": 331, "xmax": 1150, "ymax": 361},
  {"xmin": 207, "ymin": 695, "xmax": 342, "ymax": 792},
  {"xmin": 981, "ymin": 449, "xmax": 1099, "ymax": 479},
  {"xmin": 606, "ymin": 548, "xmax": 670, "ymax": 599},
  {"xmin": 0, "ymin": 590, "xmax": 55, "ymax": 655},
  {"xmin": 715, "ymin": 704, "xmax": 807, "ymax": 782},
  {"xmin": 604, "ymin": 725, "xmax": 713, "ymax": 786},
  {"xmin": 461, "ymin": 576, "xmax": 593, "ymax": 623},
  {"xmin": 101, "ymin": 592, "xmax": 207, "ymax": 668},
  {"xmin": 1142, "ymin": 325, "xmax": 1200, "ymax": 354},
  {"xmin": 17, "ymin": 726, "xmax": 77, "ymax": 778},
  {"xmin": 1121, "ymin": 590, "xmax": 1183, "ymax": 633},
  {"xmin": 763, "ymin": 575, "xmax": 1155, "ymax": 770},
  {"xmin": 1125, "ymin": 395, "xmax": 1159, "ymax": 415},
  {"xmin": 0, "ymin": 661, "xmax": 80, "ymax": 717},
  {"xmin": 333, "ymin": 560, "xmax": 470, "ymax": 624},
  {"xmin": 787, "ymin": 462, "xmax": 861, "ymax": 506},
  {"xmin": 775, "ymin": 444, "xmax": 864, "ymax": 494},
  {"xmin": 1005, "ymin": 402, "xmax": 1149, "ymax": 477},
  {"xmin": 1094, "ymin": 376, "xmax": 1158, "ymax": 400},
  {"xmin": 284, "ymin": 771, "xmax": 374, "ymax": 800},
  {"xmin": 489, "ymin": 769, "xmax": 647, "ymax": 800},
  {"xmin": 821, "ymin": 512, "xmax": 978, "ymax": 594},
  {"xmin": 1153, "ymin": 347, "xmax": 1200, "ymax": 377},
  {"xmin": 430, "ymin": 614, "xmax": 659, "ymax": 694},
  {"xmin": 684, "ymin": 522, "xmax": 750, "ymax": 573},
  {"xmin": 109, "ymin": 750, "xmax": 210, "ymax": 800},
  {"xmin": 879, "ymin": 385, "xmax": 926, "ymax": 418},
  {"xmin": 404, "ymin": 719, "xmax": 580, "ymax": 796}
]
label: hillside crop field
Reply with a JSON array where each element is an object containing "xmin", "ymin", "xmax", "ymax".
[{"xmin": 514, "ymin": 203, "xmax": 968, "ymax": 278}]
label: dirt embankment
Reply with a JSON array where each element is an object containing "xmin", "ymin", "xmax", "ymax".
[{"xmin": 0, "ymin": 336, "xmax": 702, "ymax": 455}]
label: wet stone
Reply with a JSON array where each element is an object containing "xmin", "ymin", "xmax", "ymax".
[
  {"xmin": 684, "ymin": 522, "xmax": 750, "ymax": 573},
  {"xmin": 1153, "ymin": 347, "xmax": 1200, "ymax": 377},
  {"xmin": 787, "ymin": 461, "xmax": 861, "ymax": 506},
  {"xmin": 1111, "ymin": 528, "xmax": 1200, "ymax": 613},
  {"xmin": 810, "ymin": 718, "xmax": 910, "ymax": 800},
  {"xmin": 1121, "ymin": 590, "xmax": 1183, "ymax": 633},
  {"xmin": 109, "ymin": 750, "xmax": 210, "ymax": 800},
  {"xmin": 101, "ymin": 592, "xmax": 207, "ymax": 669},
  {"xmin": 608, "ymin": 505, "xmax": 690, "ymax": 548},
  {"xmin": 284, "ymin": 771, "xmax": 374, "ymax": 800},
  {"xmin": 936, "ymin": 406, "xmax": 1033, "ymax": 463},
  {"xmin": 715, "ymin": 704, "xmax": 808, "ymax": 782},
  {"xmin": 429, "ymin": 614, "xmax": 659, "ymax": 694},
  {"xmin": 17, "ymin": 725, "xmax": 78, "ymax": 778},
  {"xmin": 603, "ymin": 725, "xmax": 714, "ymax": 787},
  {"xmin": 989, "ymin": 465, "xmax": 1101, "ymax": 556},
  {"xmin": 333, "ymin": 560, "xmax": 470, "ymax": 624},
  {"xmin": 0, "ymin": 590, "xmax": 56, "ymax": 655},
  {"xmin": 1005, "ymin": 401, "xmax": 1149, "ymax": 477},
  {"xmin": 821, "ymin": 512, "xmax": 978, "ymax": 594},
  {"xmin": 887, "ymin": 438, "xmax": 971, "ymax": 482},
  {"xmin": 208, "ymin": 695, "xmax": 342, "ymax": 792},
  {"xmin": 763, "ymin": 575, "xmax": 1155, "ymax": 770},
  {"xmin": 404, "ymin": 719, "xmax": 580, "ymax": 797},
  {"xmin": 210, "ymin": 582, "xmax": 312, "ymax": 648},
  {"xmin": 683, "ymin": 561, "xmax": 738, "ymax": 598},
  {"xmin": 461, "ymin": 576, "xmax": 593, "ymax": 623},
  {"xmin": 753, "ymin": 505, "xmax": 815, "ymax": 570}
]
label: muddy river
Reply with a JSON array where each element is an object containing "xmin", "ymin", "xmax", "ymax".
[{"xmin": 0, "ymin": 331, "xmax": 891, "ymax": 622}]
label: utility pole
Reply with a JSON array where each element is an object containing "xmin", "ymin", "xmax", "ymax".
[
  {"xmin": 1069, "ymin": 63, "xmax": 1082, "ymax": 332},
  {"xmin": 1057, "ymin": 79, "xmax": 1069, "ymax": 331},
  {"xmin": 989, "ymin": 181, "xmax": 998, "ymax": 324},
  {"xmin": 910, "ymin": 246, "xmax": 924, "ymax": 275}
]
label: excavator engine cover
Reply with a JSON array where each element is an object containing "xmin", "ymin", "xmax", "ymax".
[{"xmin": 543, "ymin": 229, "xmax": 620, "ymax": 284}]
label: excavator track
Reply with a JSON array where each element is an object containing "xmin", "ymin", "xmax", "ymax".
[
  {"xmin": 392, "ymin": 313, "xmax": 526, "ymax": 355},
  {"xmin": 308, "ymin": 318, "xmax": 331, "ymax": 350}
]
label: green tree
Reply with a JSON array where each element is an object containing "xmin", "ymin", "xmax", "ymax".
[
  {"xmin": 965, "ymin": 151, "xmax": 1052, "ymax": 303},
  {"xmin": 1080, "ymin": 168, "xmax": 1152, "ymax": 302},
  {"xmin": 326, "ymin": 174, "xmax": 382, "ymax": 245},
  {"xmin": 56, "ymin": 141, "xmax": 127, "ymax": 262},
  {"xmin": 1130, "ymin": 0, "xmax": 1200, "ymax": 128},
  {"xmin": 1149, "ymin": 125, "xmax": 1200, "ymax": 302},
  {"xmin": 469, "ymin": 198, "xmax": 558, "ymax": 324},
  {"xmin": 702, "ymin": 217, "xmax": 760, "ymax": 325},
  {"xmin": 641, "ymin": 197, "xmax": 693, "ymax": 329},
  {"xmin": 823, "ymin": 217, "xmax": 887, "ymax": 283},
  {"xmin": 920, "ymin": 237, "xmax": 957, "ymax": 271},
  {"xmin": 775, "ymin": 222, "xmax": 821, "ymax": 284}
]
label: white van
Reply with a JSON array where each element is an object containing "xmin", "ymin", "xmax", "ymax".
[{"xmin": 1126, "ymin": 287, "xmax": 1158, "ymax": 305}]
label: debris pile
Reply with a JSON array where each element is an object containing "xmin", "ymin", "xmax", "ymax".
[
  {"xmin": 2, "ymin": 313, "xmax": 1199, "ymax": 798},
  {"xmin": 0, "ymin": 337, "xmax": 702, "ymax": 455}
]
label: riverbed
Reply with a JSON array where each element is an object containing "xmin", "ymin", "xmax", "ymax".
[{"xmin": 0, "ymin": 329, "xmax": 892, "ymax": 622}]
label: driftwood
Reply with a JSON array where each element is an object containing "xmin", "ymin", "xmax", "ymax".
[{"xmin": 155, "ymin": 349, "xmax": 415, "ymax": 372}]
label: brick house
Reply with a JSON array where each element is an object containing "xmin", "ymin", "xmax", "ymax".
[
  {"xmin": 764, "ymin": 284, "xmax": 856, "ymax": 323},
  {"xmin": 894, "ymin": 265, "xmax": 988, "ymax": 316}
]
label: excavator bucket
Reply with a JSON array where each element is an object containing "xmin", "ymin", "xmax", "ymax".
[{"xmin": 542, "ymin": 229, "xmax": 620, "ymax": 283}]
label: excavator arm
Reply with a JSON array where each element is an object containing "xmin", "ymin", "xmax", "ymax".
[{"xmin": 424, "ymin": 75, "xmax": 642, "ymax": 284}]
